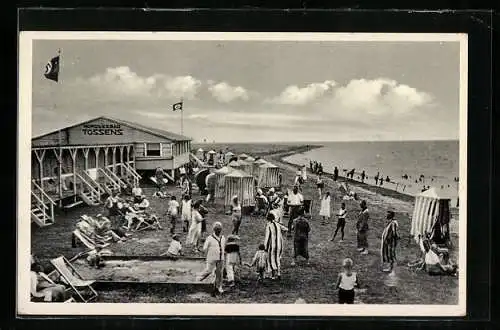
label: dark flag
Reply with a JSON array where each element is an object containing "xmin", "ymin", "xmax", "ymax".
[
  {"xmin": 172, "ymin": 101, "xmax": 183, "ymax": 111},
  {"xmin": 44, "ymin": 55, "xmax": 60, "ymax": 82}
]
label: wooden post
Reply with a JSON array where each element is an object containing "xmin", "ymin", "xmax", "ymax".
[
  {"xmin": 69, "ymin": 148, "xmax": 78, "ymax": 198},
  {"xmin": 83, "ymin": 148, "xmax": 89, "ymax": 171},
  {"xmin": 34, "ymin": 149, "xmax": 46, "ymax": 191},
  {"xmin": 112, "ymin": 147, "xmax": 117, "ymax": 175},
  {"xmin": 104, "ymin": 147, "xmax": 109, "ymax": 171},
  {"xmin": 94, "ymin": 148, "xmax": 100, "ymax": 180}
]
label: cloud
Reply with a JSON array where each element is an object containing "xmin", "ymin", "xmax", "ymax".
[
  {"xmin": 333, "ymin": 78, "xmax": 433, "ymax": 116},
  {"xmin": 74, "ymin": 66, "xmax": 202, "ymax": 101},
  {"xmin": 208, "ymin": 82, "xmax": 250, "ymax": 103},
  {"xmin": 269, "ymin": 80, "xmax": 336, "ymax": 105}
]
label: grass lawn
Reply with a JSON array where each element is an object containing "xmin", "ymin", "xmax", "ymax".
[{"xmin": 31, "ymin": 144, "xmax": 458, "ymax": 304}]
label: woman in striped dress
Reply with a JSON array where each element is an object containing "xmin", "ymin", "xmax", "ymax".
[{"xmin": 264, "ymin": 212, "xmax": 287, "ymax": 280}]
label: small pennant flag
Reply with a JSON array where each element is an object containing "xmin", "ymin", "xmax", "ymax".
[
  {"xmin": 172, "ymin": 101, "xmax": 183, "ymax": 111},
  {"xmin": 44, "ymin": 54, "xmax": 60, "ymax": 82}
]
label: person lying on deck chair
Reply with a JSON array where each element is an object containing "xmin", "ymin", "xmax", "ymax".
[{"xmin": 31, "ymin": 255, "xmax": 67, "ymax": 302}]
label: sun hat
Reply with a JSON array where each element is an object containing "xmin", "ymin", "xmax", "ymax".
[{"xmin": 213, "ymin": 222, "xmax": 222, "ymax": 230}]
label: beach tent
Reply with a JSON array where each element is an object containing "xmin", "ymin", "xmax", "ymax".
[
  {"xmin": 410, "ymin": 187, "xmax": 451, "ymax": 245},
  {"xmin": 207, "ymin": 150, "xmax": 217, "ymax": 166},
  {"xmin": 228, "ymin": 160, "xmax": 244, "ymax": 171},
  {"xmin": 224, "ymin": 169, "xmax": 255, "ymax": 207},
  {"xmin": 238, "ymin": 159, "xmax": 253, "ymax": 176},
  {"xmin": 257, "ymin": 162, "xmax": 281, "ymax": 188},
  {"xmin": 252, "ymin": 158, "xmax": 268, "ymax": 177},
  {"xmin": 224, "ymin": 151, "xmax": 235, "ymax": 164},
  {"xmin": 214, "ymin": 166, "xmax": 234, "ymax": 198},
  {"xmin": 245, "ymin": 155, "xmax": 256, "ymax": 162},
  {"xmin": 238, "ymin": 153, "xmax": 250, "ymax": 161}
]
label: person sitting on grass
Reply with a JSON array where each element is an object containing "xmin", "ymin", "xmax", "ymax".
[
  {"xmin": 87, "ymin": 246, "xmax": 106, "ymax": 269},
  {"xmin": 161, "ymin": 234, "xmax": 183, "ymax": 258},
  {"xmin": 245, "ymin": 243, "xmax": 268, "ymax": 283},
  {"xmin": 334, "ymin": 258, "xmax": 360, "ymax": 304},
  {"xmin": 422, "ymin": 239, "xmax": 458, "ymax": 276},
  {"xmin": 134, "ymin": 195, "xmax": 150, "ymax": 212},
  {"xmin": 31, "ymin": 255, "xmax": 67, "ymax": 302}
]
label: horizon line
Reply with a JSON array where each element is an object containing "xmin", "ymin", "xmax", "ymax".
[{"xmin": 194, "ymin": 138, "xmax": 460, "ymax": 144}]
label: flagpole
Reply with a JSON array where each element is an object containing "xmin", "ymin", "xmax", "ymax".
[
  {"xmin": 180, "ymin": 98, "xmax": 184, "ymax": 135},
  {"xmin": 57, "ymin": 48, "xmax": 63, "ymax": 203}
]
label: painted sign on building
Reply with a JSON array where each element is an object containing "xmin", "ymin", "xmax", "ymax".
[{"xmin": 81, "ymin": 123, "xmax": 123, "ymax": 135}]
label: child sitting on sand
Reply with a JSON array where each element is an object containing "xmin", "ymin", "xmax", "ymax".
[
  {"xmin": 334, "ymin": 258, "xmax": 359, "ymax": 304},
  {"xmin": 245, "ymin": 244, "xmax": 268, "ymax": 282}
]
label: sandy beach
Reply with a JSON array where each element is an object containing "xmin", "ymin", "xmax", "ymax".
[{"xmin": 31, "ymin": 144, "xmax": 458, "ymax": 304}]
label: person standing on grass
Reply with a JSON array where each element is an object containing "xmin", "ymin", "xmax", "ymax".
[
  {"xmin": 287, "ymin": 185, "xmax": 304, "ymax": 234},
  {"xmin": 198, "ymin": 222, "xmax": 226, "ymax": 296},
  {"xmin": 186, "ymin": 201, "xmax": 204, "ymax": 251},
  {"xmin": 334, "ymin": 258, "xmax": 360, "ymax": 304},
  {"xmin": 381, "ymin": 210, "xmax": 399, "ymax": 273},
  {"xmin": 291, "ymin": 208, "xmax": 310, "ymax": 266},
  {"xmin": 331, "ymin": 202, "xmax": 347, "ymax": 242},
  {"xmin": 167, "ymin": 195, "xmax": 180, "ymax": 235},
  {"xmin": 224, "ymin": 234, "xmax": 242, "ymax": 287},
  {"xmin": 181, "ymin": 194, "xmax": 192, "ymax": 233},
  {"xmin": 319, "ymin": 191, "xmax": 332, "ymax": 224},
  {"xmin": 230, "ymin": 195, "xmax": 242, "ymax": 235},
  {"xmin": 356, "ymin": 200, "xmax": 370, "ymax": 255},
  {"xmin": 264, "ymin": 213, "xmax": 286, "ymax": 280},
  {"xmin": 316, "ymin": 174, "xmax": 325, "ymax": 199}
]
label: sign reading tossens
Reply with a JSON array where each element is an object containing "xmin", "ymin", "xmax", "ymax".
[{"xmin": 82, "ymin": 124, "xmax": 123, "ymax": 135}]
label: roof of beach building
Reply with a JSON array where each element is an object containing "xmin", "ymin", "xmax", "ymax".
[
  {"xmin": 32, "ymin": 116, "xmax": 192, "ymax": 142},
  {"xmin": 214, "ymin": 166, "xmax": 234, "ymax": 174},
  {"xmin": 260, "ymin": 162, "xmax": 278, "ymax": 168},
  {"xmin": 225, "ymin": 169, "xmax": 253, "ymax": 178},
  {"xmin": 254, "ymin": 158, "xmax": 268, "ymax": 164},
  {"xmin": 418, "ymin": 187, "xmax": 454, "ymax": 200}
]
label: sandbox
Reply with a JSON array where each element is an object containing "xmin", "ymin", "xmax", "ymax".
[{"xmin": 72, "ymin": 256, "xmax": 215, "ymax": 292}]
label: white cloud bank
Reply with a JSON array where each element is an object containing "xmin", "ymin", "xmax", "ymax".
[
  {"xmin": 269, "ymin": 80, "xmax": 337, "ymax": 105},
  {"xmin": 75, "ymin": 66, "xmax": 202, "ymax": 100},
  {"xmin": 208, "ymin": 82, "xmax": 250, "ymax": 103}
]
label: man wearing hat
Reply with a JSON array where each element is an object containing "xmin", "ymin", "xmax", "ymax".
[{"xmin": 198, "ymin": 222, "xmax": 226, "ymax": 295}]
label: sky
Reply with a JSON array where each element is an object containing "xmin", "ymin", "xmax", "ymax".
[{"xmin": 30, "ymin": 38, "xmax": 461, "ymax": 142}]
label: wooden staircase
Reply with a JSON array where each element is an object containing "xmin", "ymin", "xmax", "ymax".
[
  {"xmin": 118, "ymin": 163, "xmax": 142, "ymax": 185},
  {"xmin": 75, "ymin": 173, "xmax": 102, "ymax": 206},
  {"xmin": 31, "ymin": 181, "xmax": 56, "ymax": 227},
  {"xmin": 189, "ymin": 153, "xmax": 208, "ymax": 168}
]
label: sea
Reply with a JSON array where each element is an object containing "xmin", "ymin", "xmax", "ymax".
[{"xmin": 283, "ymin": 140, "xmax": 460, "ymax": 206}]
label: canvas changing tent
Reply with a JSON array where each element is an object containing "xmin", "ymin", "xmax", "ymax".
[
  {"xmin": 410, "ymin": 187, "xmax": 451, "ymax": 245},
  {"xmin": 224, "ymin": 169, "xmax": 255, "ymax": 208},
  {"xmin": 213, "ymin": 166, "xmax": 234, "ymax": 198},
  {"xmin": 238, "ymin": 153, "xmax": 250, "ymax": 161},
  {"xmin": 258, "ymin": 162, "xmax": 280, "ymax": 188},
  {"xmin": 238, "ymin": 159, "xmax": 253, "ymax": 176},
  {"xmin": 252, "ymin": 158, "xmax": 268, "ymax": 178},
  {"xmin": 224, "ymin": 151, "xmax": 235, "ymax": 164}
]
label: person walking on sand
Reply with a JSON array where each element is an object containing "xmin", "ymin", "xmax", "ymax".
[
  {"xmin": 291, "ymin": 208, "xmax": 311, "ymax": 266},
  {"xmin": 316, "ymin": 174, "xmax": 325, "ymax": 199},
  {"xmin": 356, "ymin": 200, "xmax": 370, "ymax": 255},
  {"xmin": 331, "ymin": 202, "xmax": 347, "ymax": 242},
  {"xmin": 198, "ymin": 222, "xmax": 226, "ymax": 296},
  {"xmin": 374, "ymin": 172, "xmax": 380, "ymax": 185},
  {"xmin": 361, "ymin": 171, "xmax": 366, "ymax": 183},
  {"xmin": 333, "ymin": 166, "xmax": 339, "ymax": 181},
  {"xmin": 319, "ymin": 191, "xmax": 332, "ymax": 224}
]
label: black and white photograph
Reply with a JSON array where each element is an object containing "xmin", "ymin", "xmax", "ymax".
[{"xmin": 18, "ymin": 31, "xmax": 467, "ymax": 316}]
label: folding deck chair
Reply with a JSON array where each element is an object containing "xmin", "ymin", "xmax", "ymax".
[
  {"xmin": 72, "ymin": 229, "xmax": 111, "ymax": 250},
  {"xmin": 50, "ymin": 256, "xmax": 98, "ymax": 303},
  {"xmin": 135, "ymin": 213, "xmax": 162, "ymax": 231},
  {"xmin": 31, "ymin": 272, "xmax": 74, "ymax": 302}
]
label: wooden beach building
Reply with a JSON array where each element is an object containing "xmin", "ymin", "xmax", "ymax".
[{"xmin": 31, "ymin": 116, "xmax": 191, "ymax": 227}]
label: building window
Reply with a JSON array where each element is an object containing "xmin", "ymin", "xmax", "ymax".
[{"xmin": 145, "ymin": 143, "xmax": 161, "ymax": 157}]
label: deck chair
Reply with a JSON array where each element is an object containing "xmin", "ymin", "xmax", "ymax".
[
  {"xmin": 72, "ymin": 229, "xmax": 110, "ymax": 250},
  {"xmin": 50, "ymin": 256, "xmax": 98, "ymax": 303},
  {"xmin": 136, "ymin": 213, "xmax": 162, "ymax": 231},
  {"xmin": 31, "ymin": 272, "xmax": 73, "ymax": 302}
]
